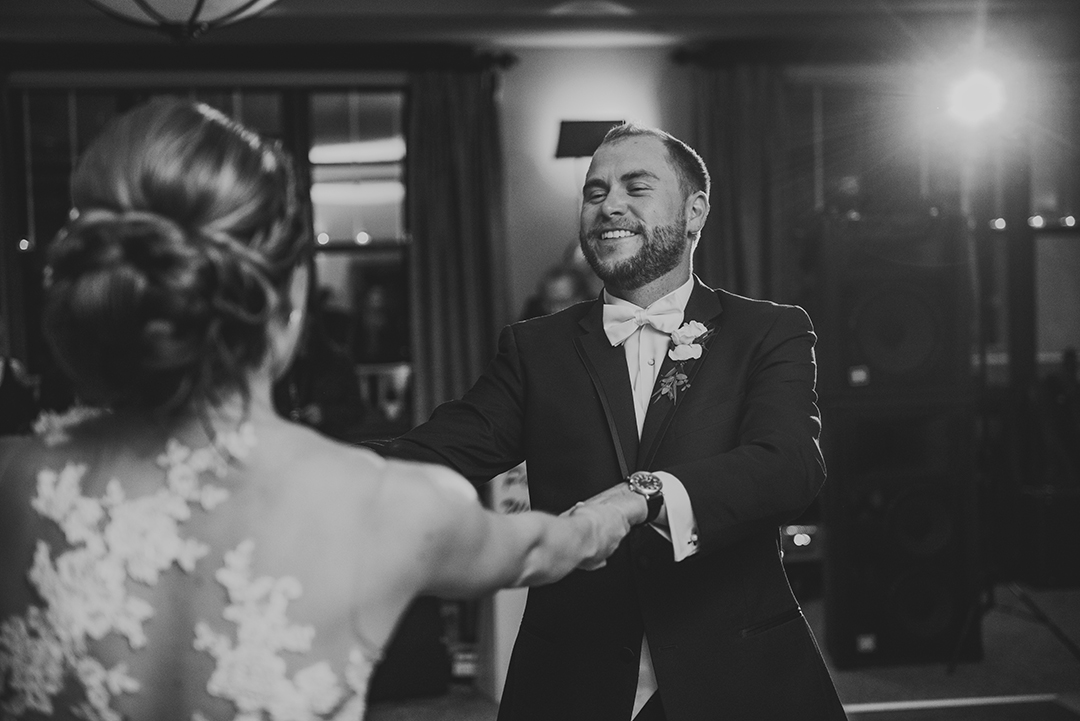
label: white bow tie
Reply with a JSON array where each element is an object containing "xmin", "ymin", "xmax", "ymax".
[{"xmin": 602, "ymin": 303, "xmax": 684, "ymax": 346}]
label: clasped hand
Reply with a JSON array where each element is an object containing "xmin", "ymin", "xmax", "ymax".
[{"xmin": 561, "ymin": 483, "xmax": 649, "ymax": 570}]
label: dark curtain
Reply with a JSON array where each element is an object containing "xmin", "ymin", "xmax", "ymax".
[
  {"xmin": 406, "ymin": 68, "xmax": 509, "ymax": 422},
  {"xmin": 690, "ymin": 64, "xmax": 796, "ymax": 302},
  {"xmin": 0, "ymin": 84, "xmax": 24, "ymax": 362}
]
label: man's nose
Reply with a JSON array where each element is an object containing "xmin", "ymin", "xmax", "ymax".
[{"xmin": 601, "ymin": 190, "xmax": 627, "ymax": 217}]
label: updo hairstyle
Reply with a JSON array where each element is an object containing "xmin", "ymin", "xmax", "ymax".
[{"xmin": 43, "ymin": 97, "xmax": 311, "ymax": 414}]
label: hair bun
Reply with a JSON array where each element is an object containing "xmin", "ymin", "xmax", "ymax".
[
  {"xmin": 44, "ymin": 97, "xmax": 310, "ymax": 414},
  {"xmin": 49, "ymin": 209, "xmax": 194, "ymax": 282}
]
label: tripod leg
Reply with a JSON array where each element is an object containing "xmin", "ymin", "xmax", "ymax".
[
  {"xmin": 1007, "ymin": 582, "xmax": 1080, "ymax": 665},
  {"xmin": 948, "ymin": 587, "xmax": 989, "ymax": 674}
]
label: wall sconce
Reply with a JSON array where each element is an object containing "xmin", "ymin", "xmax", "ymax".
[
  {"xmin": 81, "ymin": 0, "xmax": 281, "ymax": 42},
  {"xmin": 555, "ymin": 120, "xmax": 624, "ymax": 158}
]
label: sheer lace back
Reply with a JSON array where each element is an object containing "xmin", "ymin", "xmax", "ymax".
[{"xmin": 0, "ymin": 408, "xmax": 381, "ymax": 721}]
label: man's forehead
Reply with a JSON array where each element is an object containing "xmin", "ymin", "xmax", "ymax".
[{"xmin": 587, "ymin": 136, "xmax": 674, "ymax": 180}]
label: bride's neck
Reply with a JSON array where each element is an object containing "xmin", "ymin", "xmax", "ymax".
[
  {"xmin": 143, "ymin": 365, "xmax": 281, "ymax": 440},
  {"xmin": 205, "ymin": 365, "xmax": 279, "ymax": 427}
]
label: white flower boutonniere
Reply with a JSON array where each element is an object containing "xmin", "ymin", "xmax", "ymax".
[
  {"xmin": 653, "ymin": 320, "xmax": 716, "ymax": 405},
  {"xmin": 668, "ymin": 320, "xmax": 709, "ymax": 361}
]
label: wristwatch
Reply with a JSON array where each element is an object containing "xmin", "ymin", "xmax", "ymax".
[{"xmin": 627, "ymin": 471, "xmax": 664, "ymax": 524}]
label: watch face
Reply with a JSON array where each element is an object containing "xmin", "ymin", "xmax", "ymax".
[{"xmin": 630, "ymin": 472, "xmax": 662, "ymax": 496}]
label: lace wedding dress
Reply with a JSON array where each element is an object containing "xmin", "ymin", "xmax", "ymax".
[{"xmin": 0, "ymin": 409, "xmax": 381, "ymax": 721}]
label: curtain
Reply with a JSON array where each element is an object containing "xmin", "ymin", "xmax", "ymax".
[
  {"xmin": 406, "ymin": 68, "xmax": 509, "ymax": 422},
  {"xmin": 690, "ymin": 64, "xmax": 796, "ymax": 302},
  {"xmin": 0, "ymin": 85, "xmax": 25, "ymax": 362}
]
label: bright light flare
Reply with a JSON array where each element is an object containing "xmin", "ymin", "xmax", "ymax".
[{"xmin": 947, "ymin": 69, "xmax": 1006, "ymax": 127}]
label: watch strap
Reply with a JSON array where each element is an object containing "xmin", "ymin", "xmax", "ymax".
[{"xmin": 644, "ymin": 492, "xmax": 663, "ymax": 523}]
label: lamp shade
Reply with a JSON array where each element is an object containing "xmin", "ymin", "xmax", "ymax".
[
  {"xmin": 555, "ymin": 120, "xmax": 624, "ymax": 158},
  {"xmin": 82, "ymin": 0, "xmax": 281, "ymax": 41}
]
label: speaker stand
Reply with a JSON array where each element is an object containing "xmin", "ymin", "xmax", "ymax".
[{"xmin": 948, "ymin": 582, "xmax": 1080, "ymax": 673}]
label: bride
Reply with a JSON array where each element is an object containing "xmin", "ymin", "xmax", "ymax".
[{"xmin": 0, "ymin": 98, "xmax": 644, "ymax": 720}]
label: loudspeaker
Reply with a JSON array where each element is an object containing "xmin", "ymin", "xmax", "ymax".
[
  {"xmin": 1017, "ymin": 488, "xmax": 1080, "ymax": 589},
  {"xmin": 811, "ymin": 210, "xmax": 974, "ymax": 401},
  {"xmin": 811, "ymin": 208, "xmax": 983, "ymax": 668},
  {"xmin": 821, "ymin": 398, "xmax": 983, "ymax": 668}
]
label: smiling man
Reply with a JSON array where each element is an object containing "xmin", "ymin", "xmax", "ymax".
[{"xmin": 374, "ymin": 123, "xmax": 847, "ymax": 721}]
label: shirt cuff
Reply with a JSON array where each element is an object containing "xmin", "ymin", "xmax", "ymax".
[{"xmin": 650, "ymin": 471, "xmax": 699, "ymax": 562}]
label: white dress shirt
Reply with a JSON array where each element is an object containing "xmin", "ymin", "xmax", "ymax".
[{"xmin": 603, "ymin": 277, "xmax": 701, "ymax": 719}]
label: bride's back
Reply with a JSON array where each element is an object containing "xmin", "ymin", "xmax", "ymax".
[
  {"xmin": 0, "ymin": 97, "xmax": 433, "ymax": 719},
  {"xmin": 0, "ymin": 405, "xmax": 438, "ymax": 720}
]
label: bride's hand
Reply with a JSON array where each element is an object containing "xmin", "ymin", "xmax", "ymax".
[{"xmin": 562, "ymin": 483, "xmax": 648, "ymax": 570}]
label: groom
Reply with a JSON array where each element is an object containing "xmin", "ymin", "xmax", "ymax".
[{"xmin": 375, "ymin": 123, "xmax": 847, "ymax": 721}]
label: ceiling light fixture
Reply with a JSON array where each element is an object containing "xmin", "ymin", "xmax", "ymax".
[
  {"xmin": 548, "ymin": 1, "xmax": 636, "ymax": 16},
  {"xmin": 81, "ymin": 0, "xmax": 282, "ymax": 42}
]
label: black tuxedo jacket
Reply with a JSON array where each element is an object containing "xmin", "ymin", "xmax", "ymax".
[{"xmin": 381, "ymin": 278, "xmax": 847, "ymax": 721}]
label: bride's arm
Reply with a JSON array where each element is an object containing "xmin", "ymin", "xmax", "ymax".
[{"xmin": 394, "ymin": 463, "xmax": 646, "ymax": 599}]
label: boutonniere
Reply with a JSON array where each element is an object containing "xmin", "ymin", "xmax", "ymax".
[{"xmin": 653, "ymin": 320, "xmax": 716, "ymax": 404}]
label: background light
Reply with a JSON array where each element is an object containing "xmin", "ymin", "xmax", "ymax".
[
  {"xmin": 947, "ymin": 69, "xmax": 1006, "ymax": 127},
  {"xmin": 309, "ymin": 137, "xmax": 406, "ymax": 165},
  {"xmin": 310, "ymin": 181, "xmax": 404, "ymax": 205}
]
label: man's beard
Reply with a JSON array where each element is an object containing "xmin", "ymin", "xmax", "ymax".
[{"xmin": 580, "ymin": 219, "xmax": 687, "ymax": 291}]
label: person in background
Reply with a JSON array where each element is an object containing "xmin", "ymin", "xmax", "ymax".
[
  {"xmin": 0, "ymin": 97, "xmax": 643, "ymax": 721},
  {"xmin": 1034, "ymin": 346, "xmax": 1080, "ymax": 487},
  {"xmin": 272, "ymin": 286, "xmax": 367, "ymax": 441},
  {"xmin": 520, "ymin": 263, "xmax": 594, "ymax": 320},
  {"xmin": 0, "ymin": 303, "xmax": 39, "ymax": 436},
  {"xmin": 354, "ymin": 283, "xmax": 409, "ymax": 363},
  {"xmin": 562, "ymin": 238, "xmax": 606, "ymax": 298},
  {"xmin": 371, "ymin": 123, "xmax": 846, "ymax": 721}
]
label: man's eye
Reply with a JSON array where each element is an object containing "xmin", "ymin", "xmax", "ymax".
[
  {"xmin": 585, "ymin": 190, "xmax": 606, "ymax": 202},
  {"xmin": 628, "ymin": 185, "xmax": 650, "ymax": 194}
]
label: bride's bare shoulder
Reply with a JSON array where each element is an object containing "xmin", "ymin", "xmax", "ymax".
[
  {"xmin": 277, "ymin": 426, "xmax": 471, "ymax": 497},
  {"xmin": 360, "ymin": 457, "xmax": 479, "ymax": 533},
  {"xmin": 255, "ymin": 421, "xmax": 387, "ymax": 477},
  {"xmin": 385, "ymin": 458, "xmax": 476, "ymax": 501}
]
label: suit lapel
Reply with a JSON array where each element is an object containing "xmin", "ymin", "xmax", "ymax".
[
  {"xmin": 574, "ymin": 300, "xmax": 639, "ymax": 478},
  {"xmin": 637, "ymin": 280, "xmax": 723, "ymax": 469}
]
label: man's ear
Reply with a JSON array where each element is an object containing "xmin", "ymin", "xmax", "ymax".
[{"xmin": 685, "ymin": 191, "xmax": 710, "ymax": 235}]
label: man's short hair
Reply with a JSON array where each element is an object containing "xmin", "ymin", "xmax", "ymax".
[{"xmin": 600, "ymin": 123, "xmax": 710, "ymax": 200}]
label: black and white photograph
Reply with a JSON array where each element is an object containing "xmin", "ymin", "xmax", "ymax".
[{"xmin": 1, "ymin": 1, "xmax": 1078, "ymax": 719}]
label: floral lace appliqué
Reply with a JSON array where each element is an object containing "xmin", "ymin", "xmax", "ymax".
[
  {"xmin": 194, "ymin": 540, "xmax": 372, "ymax": 721},
  {"xmin": 0, "ymin": 424, "xmax": 254, "ymax": 720},
  {"xmin": 31, "ymin": 405, "xmax": 109, "ymax": 448}
]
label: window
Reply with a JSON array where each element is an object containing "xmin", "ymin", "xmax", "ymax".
[
  {"xmin": 307, "ymin": 89, "xmax": 412, "ymax": 440},
  {"xmin": 3, "ymin": 82, "xmax": 414, "ymax": 439}
]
